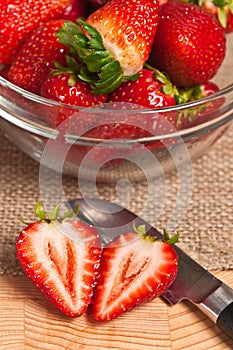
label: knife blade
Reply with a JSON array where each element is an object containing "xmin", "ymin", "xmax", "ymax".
[{"xmin": 68, "ymin": 198, "xmax": 233, "ymax": 339}]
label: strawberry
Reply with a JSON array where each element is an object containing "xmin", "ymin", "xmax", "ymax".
[
  {"xmin": 109, "ymin": 68, "xmax": 182, "ymax": 109},
  {"xmin": 87, "ymin": 0, "xmax": 109, "ymax": 8},
  {"xmin": 183, "ymin": 0, "xmax": 233, "ymax": 33},
  {"xmin": 202, "ymin": 0, "xmax": 233, "ymax": 33},
  {"xmin": 40, "ymin": 71, "xmax": 107, "ymax": 131},
  {"xmin": 0, "ymin": 0, "xmax": 69, "ymax": 65},
  {"xmin": 0, "ymin": 66, "xmax": 10, "ymax": 79},
  {"xmin": 149, "ymin": 1, "xmax": 226, "ymax": 87},
  {"xmin": 62, "ymin": 0, "xmax": 88, "ymax": 22},
  {"xmin": 178, "ymin": 81, "xmax": 224, "ymax": 128},
  {"xmin": 56, "ymin": 0, "xmax": 159, "ymax": 93},
  {"xmin": 92, "ymin": 226, "xmax": 178, "ymax": 321},
  {"xmin": 80, "ymin": 68, "xmax": 182, "ymax": 159},
  {"xmin": 16, "ymin": 202, "xmax": 102, "ymax": 317},
  {"xmin": 8, "ymin": 20, "xmax": 69, "ymax": 94},
  {"xmin": 83, "ymin": 68, "xmax": 181, "ymax": 139}
]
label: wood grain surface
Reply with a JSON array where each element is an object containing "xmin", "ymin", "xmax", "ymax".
[{"xmin": 0, "ymin": 270, "xmax": 232, "ymax": 349}]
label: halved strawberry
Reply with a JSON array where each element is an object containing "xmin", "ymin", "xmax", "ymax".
[
  {"xmin": 16, "ymin": 202, "xmax": 102, "ymax": 317},
  {"xmin": 92, "ymin": 226, "xmax": 178, "ymax": 321},
  {"xmin": 56, "ymin": 0, "xmax": 159, "ymax": 93}
]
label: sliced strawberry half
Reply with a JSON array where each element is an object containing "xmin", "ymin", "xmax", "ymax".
[
  {"xmin": 92, "ymin": 227, "xmax": 178, "ymax": 321},
  {"xmin": 16, "ymin": 203, "xmax": 102, "ymax": 317}
]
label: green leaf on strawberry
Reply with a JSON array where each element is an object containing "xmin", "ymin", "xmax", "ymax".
[{"xmin": 56, "ymin": 19, "xmax": 124, "ymax": 94}]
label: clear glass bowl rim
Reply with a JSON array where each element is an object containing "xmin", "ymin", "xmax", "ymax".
[{"xmin": 0, "ymin": 76, "xmax": 233, "ymax": 144}]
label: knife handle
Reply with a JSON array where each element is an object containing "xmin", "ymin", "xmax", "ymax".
[
  {"xmin": 217, "ymin": 301, "xmax": 233, "ymax": 339},
  {"xmin": 199, "ymin": 283, "xmax": 233, "ymax": 339}
]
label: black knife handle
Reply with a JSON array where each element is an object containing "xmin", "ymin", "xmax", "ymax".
[
  {"xmin": 199, "ymin": 283, "xmax": 233, "ymax": 339},
  {"xmin": 217, "ymin": 302, "xmax": 233, "ymax": 339}
]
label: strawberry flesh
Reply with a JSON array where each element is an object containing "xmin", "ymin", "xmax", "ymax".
[
  {"xmin": 92, "ymin": 232, "xmax": 178, "ymax": 321},
  {"xmin": 16, "ymin": 220, "xmax": 102, "ymax": 317}
]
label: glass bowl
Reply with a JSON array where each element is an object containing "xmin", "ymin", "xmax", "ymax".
[{"xmin": 0, "ymin": 33, "xmax": 232, "ymax": 183}]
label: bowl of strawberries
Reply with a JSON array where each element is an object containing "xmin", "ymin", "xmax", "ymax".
[{"xmin": 0, "ymin": 0, "xmax": 232, "ymax": 183}]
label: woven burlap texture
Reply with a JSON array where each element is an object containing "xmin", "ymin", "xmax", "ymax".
[{"xmin": 0, "ymin": 123, "xmax": 232, "ymax": 276}]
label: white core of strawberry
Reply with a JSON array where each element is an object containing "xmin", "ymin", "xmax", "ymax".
[{"xmin": 90, "ymin": 22, "xmax": 143, "ymax": 76}]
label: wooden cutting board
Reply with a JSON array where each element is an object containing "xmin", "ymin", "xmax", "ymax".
[{"xmin": 0, "ymin": 270, "xmax": 232, "ymax": 350}]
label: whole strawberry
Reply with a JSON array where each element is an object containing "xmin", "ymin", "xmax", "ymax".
[
  {"xmin": 78, "ymin": 68, "xmax": 185, "ymax": 159},
  {"xmin": 178, "ymin": 81, "xmax": 224, "ymax": 128},
  {"xmin": 57, "ymin": 0, "xmax": 159, "ymax": 94},
  {"xmin": 183, "ymin": 0, "xmax": 233, "ymax": 33},
  {"xmin": 40, "ymin": 71, "xmax": 107, "ymax": 131},
  {"xmin": 202, "ymin": 0, "xmax": 233, "ymax": 33},
  {"xmin": 82, "ymin": 68, "xmax": 180, "ymax": 140},
  {"xmin": 16, "ymin": 202, "xmax": 102, "ymax": 317},
  {"xmin": 149, "ymin": 1, "xmax": 226, "ymax": 87},
  {"xmin": 0, "ymin": 0, "xmax": 69, "ymax": 65},
  {"xmin": 62, "ymin": 0, "xmax": 88, "ymax": 22},
  {"xmin": 87, "ymin": 0, "xmax": 109, "ymax": 8},
  {"xmin": 109, "ymin": 68, "xmax": 181, "ymax": 109},
  {"xmin": 8, "ymin": 20, "xmax": 69, "ymax": 94}
]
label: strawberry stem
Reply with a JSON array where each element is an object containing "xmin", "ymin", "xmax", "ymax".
[
  {"xmin": 144, "ymin": 63, "xmax": 185, "ymax": 105},
  {"xmin": 133, "ymin": 223, "xmax": 179, "ymax": 244},
  {"xmin": 20, "ymin": 202, "xmax": 80, "ymax": 225},
  {"xmin": 56, "ymin": 19, "xmax": 125, "ymax": 94}
]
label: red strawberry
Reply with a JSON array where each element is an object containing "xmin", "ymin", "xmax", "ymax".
[
  {"xmin": 0, "ymin": 0, "xmax": 69, "ymax": 65},
  {"xmin": 16, "ymin": 202, "xmax": 102, "ymax": 317},
  {"xmin": 0, "ymin": 66, "xmax": 10, "ymax": 79},
  {"xmin": 203, "ymin": 0, "xmax": 233, "ymax": 32},
  {"xmin": 179, "ymin": 81, "xmax": 220, "ymax": 102},
  {"xmin": 62, "ymin": 0, "xmax": 88, "ymax": 22},
  {"xmin": 149, "ymin": 1, "xmax": 226, "ymax": 87},
  {"xmin": 40, "ymin": 71, "xmax": 107, "ymax": 131},
  {"xmin": 92, "ymin": 227, "xmax": 178, "ymax": 321},
  {"xmin": 56, "ymin": 0, "xmax": 159, "ymax": 93},
  {"xmin": 8, "ymin": 20, "xmax": 69, "ymax": 94},
  {"xmin": 109, "ymin": 68, "xmax": 181, "ymax": 109},
  {"xmin": 178, "ymin": 81, "xmax": 224, "ymax": 128},
  {"xmin": 84, "ymin": 68, "xmax": 180, "ymax": 139},
  {"xmin": 87, "ymin": 0, "xmax": 109, "ymax": 8},
  {"xmin": 81, "ymin": 68, "xmax": 181, "ymax": 158},
  {"xmin": 183, "ymin": 0, "xmax": 233, "ymax": 33}
]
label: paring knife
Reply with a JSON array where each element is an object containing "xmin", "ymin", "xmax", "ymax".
[{"xmin": 68, "ymin": 198, "xmax": 233, "ymax": 339}]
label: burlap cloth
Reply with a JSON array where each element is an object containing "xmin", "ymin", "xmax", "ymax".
[{"xmin": 0, "ymin": 121, "xmax": 232, "ymax": 276}]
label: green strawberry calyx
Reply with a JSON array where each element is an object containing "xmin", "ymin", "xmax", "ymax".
[
  {"xmin": 20, "ymin": 202, "xmax": 79, "ymax": 225},
  {"xmin": 133, "ymin": 223, "xmax": 179, "ymax": 245},
  {"xmin": 176, "ymin": 85, "xmax": 213, "ymax": 126},
  {"xmin": 144, "ymin": 63, "xmax": 185, "ymax": 105},
  {"xmin": 56, "ymin": 19, "xmax": 137, "ymax": 94}
]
